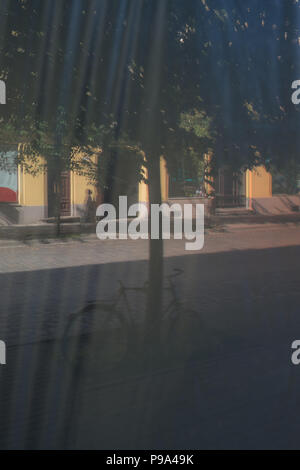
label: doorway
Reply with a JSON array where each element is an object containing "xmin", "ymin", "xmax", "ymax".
[{"xmin": 48, "ymin": 171, "xmax": 71, "ymax": 217}]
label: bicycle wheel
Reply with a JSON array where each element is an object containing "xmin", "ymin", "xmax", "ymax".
[{"xmin": 63, "ymin": 301, "xmax": 129, "ymax": 371}]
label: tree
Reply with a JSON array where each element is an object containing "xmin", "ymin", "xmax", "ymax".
[
  {"xmin": 2, "ymin": 0, "xmax": 300, "ymax": 355},
  {"xmin": 79, "ymin": 119, "xmax": 146, "ymax": 207},
  {"xmin": 179, "ymin": 109, "xmax": 215, "ymax": 194},
  {"xmin": 17, "ymin": 109, "xmax": 94, "ymax": 235}
]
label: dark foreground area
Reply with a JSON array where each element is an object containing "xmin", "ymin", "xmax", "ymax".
[{"xmin": 0, "ymin": 233, "xmax": 300, "ymax": 450}]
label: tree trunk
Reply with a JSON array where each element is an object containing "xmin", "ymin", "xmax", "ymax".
[
  {"xmin": 54, "ymin": 178, "xmax": 62, "ymax": 238},
  {"xmin": 145, "ymin": 156, "xmax": 164, "ymax": 352}
]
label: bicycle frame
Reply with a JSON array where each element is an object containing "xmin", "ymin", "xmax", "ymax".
[
  {"xmin": 116, "ymin": 269, "xmax": 184, "ymax": 323},
  {"xmin": 162, "ymin": 269, "xmax": 184, "ymax": 320}
]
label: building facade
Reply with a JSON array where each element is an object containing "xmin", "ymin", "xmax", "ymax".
[
  {"xmin": 0, "ymin": 148, "xmax": 274, "ymax": 225},
  {"xmin": 214, "ymin": 165, "xmax": 272, "ymax": 209},
  {"xmin": 0, "ymin": 149, "xmax": 98, "ymax": 225}
]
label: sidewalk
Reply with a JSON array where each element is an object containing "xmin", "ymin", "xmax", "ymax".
[
  {"xmin": 0, "ymin": 221, "xmax": 95, "ymax": 240},
  {"xmin": 210, "ymin": 211, "xmax": 300, "ymax": 227},
  {"xmin": 0, "ymin": 210, "xmax": 300, "ymax": 241}
]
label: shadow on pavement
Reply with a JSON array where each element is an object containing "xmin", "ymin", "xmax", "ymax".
[{"xmin": 0, "ymin": 245, "xmax": 300, "ymax": 449}]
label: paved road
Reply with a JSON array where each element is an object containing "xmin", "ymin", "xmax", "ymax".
[
  {"xmin": 0, "ymin": 224, "xmax": 299, "ymax": 449},
  {"xmin": 0, "ymin": 222, "xmax": 299, "ymax": 274}
]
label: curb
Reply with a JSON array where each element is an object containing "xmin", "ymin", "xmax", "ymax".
[
  {"xmin": 208, "ymin": 213, "xmax": 300, "ymax": 227},
  {"xmin": 0, "ymin": 213, "xmax": 299, "ymax": 241},
  {"xmin": 0, "ymin": 223, "xmax": 96, "ymax": 241}
]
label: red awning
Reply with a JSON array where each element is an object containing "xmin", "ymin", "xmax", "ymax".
[{"xmin": 0, "ymin": 187, "xmax": 17, "ymax": 203}]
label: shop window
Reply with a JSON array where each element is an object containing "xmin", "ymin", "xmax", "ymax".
[{"xmin": 0, "ymin": 151, "xmax": 18, "ymax": 203}]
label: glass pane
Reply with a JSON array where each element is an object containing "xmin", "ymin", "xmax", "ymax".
[{"xmin": 0, "ymin": 151, "xmax": 18, "ymax": 203}]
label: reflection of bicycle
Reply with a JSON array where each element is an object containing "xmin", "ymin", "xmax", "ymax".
[{"xmin": 62, "ymin": 269, "xmax": 204, "ymax": 370}]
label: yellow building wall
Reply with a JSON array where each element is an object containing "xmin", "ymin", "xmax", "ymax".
[
  {"xmin": 18, "ymin": 159, "xmax": 272, "ymax": 214},
  {"xmin": 160, "ymin": 156, "xmax": 169, "ymax": 202},
  {"xmin": 139, "ymin": 179, "xmax": 149, "ymax": 204},
  {"xmin": 18, "ymin": 166, "xmax": 47, "ymax": 207},
  {"xmin": 19, "ymin": 168, "xmax": 97, "ymax": 208},
  {"xmin": 70, "ymin": 172, "xmax": 97, "ymax": 207},
  {"xmin": 19, "ymin": 167, "xmax": 97, "ymax": 213},
  {"xmin": 246, "ymin": 166, "xmax": 272, "ymax": 199},
  {"xmin": 204, "ymin": 152, "xmax": 215, "ymax": 196},
  {"xmin": 138, "ymin": 157, "xmax": 169, "ymax": 204}
]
